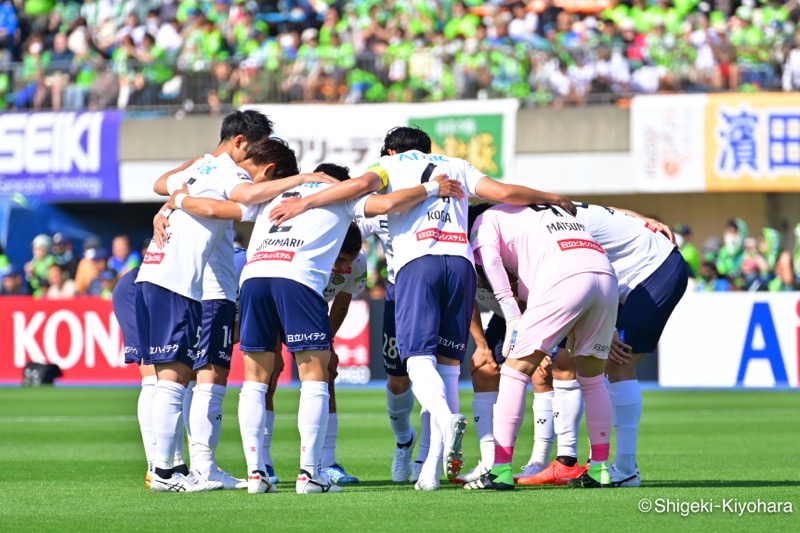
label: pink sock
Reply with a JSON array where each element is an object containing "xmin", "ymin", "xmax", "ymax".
[
  {"xmin": 493, "ymin": 365, "xmax": 531, "ymax": 465},
  {"xmin": 577, "ymin": 373, "xmax": 611, "ymax": 463}
]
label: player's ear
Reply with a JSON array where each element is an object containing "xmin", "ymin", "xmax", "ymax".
[
  {"xmin": 235, "ymin": 134, "xmax": 248, "ymax": 150},
  {"xmin": 262, "ymin": 162, "xmax": 276, "ymax": 180}
]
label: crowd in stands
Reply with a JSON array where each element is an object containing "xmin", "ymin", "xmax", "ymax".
[
  {"xmin": 676, "ymin": 218, "xmax": 800, "ymax": 292},
  {"xmin": 2, "ymin": 0, "xmax": 800, "ymax": 112}
]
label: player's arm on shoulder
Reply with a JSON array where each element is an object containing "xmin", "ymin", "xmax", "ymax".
[
  {"xmin": 474, "ymin": 177, "xmax": 576, "ymax": 215},
  {"xmin": 609, "ymin": 206, "xmax": 676, "ymax": 245},
  {"xmin": 270, "ymin": 172, "xmax": 385, "ymax": 225},
  {"xmin": 168, "ymin": 182, "xmax": 244, "ymax": 220},
  {"xmin": 153, "ymin": 157, "xmax": 202, "ymax": 196},
  {"xmin": 363, "ymin": 174, "xmax": 463, "ymax": 217},
  {"xmin": 228, "ymin": 172, "xmax": 337, "ymax": 206},
  {"xmin": 329, "ymin": 292, "xmax": 352, "ymax": 337}
]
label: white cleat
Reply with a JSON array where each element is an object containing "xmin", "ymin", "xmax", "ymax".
[
  {"xmin": 150, "ymin": 472, "xmax": 211, "ymax": 492},
  {"xmin": 514, "ymin": 462, "xmax": 547, "ymax": 481},
  {"xmin": 414, "ymin": 477, "xmax": 440, "ymax": 491},
  {"xmin": 186, "ymin": 470, "xmax": 224, "ymax": 491},
  {"xmin": 248, "ymin": 471, "xmax": 277, "ymax": 494},
  {"xmin": 296, "ymin": 470, "xmax": 343, "ymax": 494},
  {"xmin": 410, "ymin": 461, "xmax": 424, "ymax": 483},
  {"xmin": 443, "ymin": 414, "xmax": 467, "ymax": 480},
  {"xmin": 206, "ymin": 467, "xmax": 247, "ymax": 490},
  {"xmin": 392, "ymin": 428, "xmax": 418, "ymax": 482},
  {"xmin": 609, "ymin": 464, "xmax": 641, "ymax": 488},
  {"xmin": 456, "ymin": 462, "xmax": 491, "ymax": 484}
]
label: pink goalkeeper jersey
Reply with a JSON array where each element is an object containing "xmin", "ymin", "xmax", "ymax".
[{"xmin": 470, "ymin": 204, "xmax": 615, "ymax": 303}]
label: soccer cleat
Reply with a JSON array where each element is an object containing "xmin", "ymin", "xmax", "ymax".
[
  {"xmin": 206, "ymin": 467, "xmax": 247, "ymax": 490},
  {"xmin": 248, "ymin": 470, "xmax": 277, "ymax": 494},
  {"xmin": 463, "ymin": 467, "xmax": 514, "ymax": 492},
  {"xmin": 414, "ymin": 477, "xmax": 440, "ymax": 491},
  {"xmin": 296, "ymin": 469, "xmax": 343, "ymax": 494},
  {"xmin": 609, "ymin": 464, "xmax": 641, "ymax": 488},
  {"xmin": 453, "ymin": 462, "xmax": 490, "ymax": 484},
  {"xmin": 150, "ymin": 472, "xmax": 211, "ymax": 493},
  {"xmin": 568, "ymin": 462, "xmax": 610, "ymax": 488},
  {"xmin": 443, "ymin": 414, "xmax": 467, "ymax": 480},
  {"xmin": 264, "ymin": 464, "xmax": 280, "ymax": 485},
  {"xmin": 145, "ymin": 470, "xmax": 153, "ymax": 489},
  {"xmin": 186, "ymin": 470, "xmax": 224, "ymax": 491},
  {"xmin": 516, "ymin": 459, "xmax": 583, "ymax": 486},
  {"xmin": 514, "ymin": 462, "xmax": 546, "ymax": 482},
  {"xmin": 322, "ymin": 463, "xmax": 360, "ymax": 485},
  {"xmin": 391, "ymin": 428, "xmax": 417, "ymax": 482},
  {"xmin": 410, "ymin": 461, "xmax": 424, "ymax": 483}
]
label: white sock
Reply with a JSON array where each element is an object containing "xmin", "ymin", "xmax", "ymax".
[
  {"xmin": 437, "ymin": 364, "xmax": 461, "ymax": 413},
  {"xmin": 320, "ymin": 412, "xmax": 338, "ymax": 469},
  {"xmin": 183, "ymin": 380, "xmax": 195, "ymax": 441},
  {"xmin": 298, "ymin": 381, "xmax": 330, "ymax": 478},
  {"xmin": 386, "ymin": 386, "xmax": 415, "ymax": 444},
  {"xmin": 407, "ymin": 355, "xmax": 453, "ymax": 437},
  {"xmin": 239, "ymin": 381, "xmax": 268, "ymax": 474},
  {"xmin": 553, "ymin": 379, "xmax": 584, "ymax": 459},
  {"xmin": 472, "ymin": 391, "xmax": 498, "ymax": 467},
  {"xmin": 415, "ymin": 408, "xmax": 431, "ymax": 463},
  {"xmin": 263, "ymin": 409, "xmax": 275, "ymax": 469},
  {"xmin": 610, "ymin": 380, "xmax": 642, "ymax": 476},
  {"xmin": 530, "ymin": 391, "xmax": 555, "ymax": 466},
  {"xmin": 189, "ymin": 383, "xmax": 226, "ymax": 476},
  {"xmin": 153, "ymin": 380, "xmax": 186, "ymax": 472},
  {"xmin": 137, "ymin": 376, "xmax": 157, "ymax": 472}
]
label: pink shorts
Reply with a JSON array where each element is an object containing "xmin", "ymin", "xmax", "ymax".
[{"xmin": 508, "ymin": 272, "xmax": 618, "ymax": 360}]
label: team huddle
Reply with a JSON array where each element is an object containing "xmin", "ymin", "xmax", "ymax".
[{"xmin": 112, "ymin": 110, "xmax": 689, "ymax": 494}]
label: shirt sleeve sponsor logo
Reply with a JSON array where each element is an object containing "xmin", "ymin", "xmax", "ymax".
[
  {"xmin": 557, "ymin": 239, "xmax": 606, "ymax": 254},
  {"xmin": 331, "ymin": 273, "xmax": 347, "ymax": 285},
  {"xmin": 143, "ymin": 252, "xmax": 165, "ymax": 264},
  {"xmin": 644, "ymin": 222, "xmax": 659, "ymax": 233},
  {"xmin": 249, "ymin": 250, "xmax": 296, "ymax": 262},
  {"xmin": 416, "ymin": 229, "xmax": 467, "ymax": 243}
]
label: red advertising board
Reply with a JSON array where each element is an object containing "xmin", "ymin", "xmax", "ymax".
[{"xmin": 0, "ymin": 297, "xmax": 370, "ymax": 385}]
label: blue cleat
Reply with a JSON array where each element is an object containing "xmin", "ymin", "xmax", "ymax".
[
  {"xmin": 265, "ymin": 464, "xmax": 280, "ymax": 485},
  {"xmin": 321, "ymin": 463, "xmax": 360, "ymax": 485}
]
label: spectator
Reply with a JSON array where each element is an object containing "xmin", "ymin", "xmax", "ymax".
[
  {"xmin": 0, "ymin": 242, "xmax": 8, "ymax": 271},
  {"xmin": 108, "ymin": 235, "xmax": 142, "ymax": 277},
  {"xmin": 674, "ymin": 224, "xmax": 699, "ymax": 278},
  {"xmin": 756, "ymin": 227, "xmax": 782, "ymax": 276},
  {"xmin": 74, "ymin": 236, "xmax": 102, "ymax": 294},
  {"xmin": 24, "ymin": 234, "xmax": 55, "ymax": 297},
  {"xmin": 716, "ymin": 217, "xmax": 747, "ymax": 277},
  {"xmin": 695, "ymin": 260, "xmax": 732, "ymax": 292},
  {"xmin": 86, "ymin": 267, "xmax": 116, "ymax": 298},
  {"xmin": 45, "ymin": 263, "xmax": 77, "ymax": 298},
  {"xmin": 1, "ymin": 265, "xmax": 30, "ymax": 296},
  {"xmin": 0, "ymin": 0, "xmax": 18, "ymax": 65},
  {"xmin": 51, "ymin": 232, "xmax": 78, "ymax": 278},
  {"xmin": 769, "ymin": 251, "xmax": 798, "ymax": 291}
]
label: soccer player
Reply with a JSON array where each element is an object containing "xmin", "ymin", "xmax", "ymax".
[
  {"xmin": 527, "ymin": 202, "xmax": 687, "ymax": 488},
  {"xmin": 463, "ymin": 203, "xmax": 618, "ymax": 491},
  {"xmin": 357, "ymin": 213, "xmax": 421, "ymax": 483},
  {"xmin": 268, "ymin": 126, "xmax": 576, "ymax": 490}
]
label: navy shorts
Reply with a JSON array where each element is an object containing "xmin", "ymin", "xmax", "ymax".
[
  {"xmin": 483, "ymin": 313, "xmax": 506, "ymax": 365},
  {"xmin": 194, "ymin": 299, "xmax": 237, "ymax": 370},
  {"xmin": 382, "ymin": 282, "xmax": 407, "ymax": 376},
  {"xmin": 617, "ymin": 248, "xmax": 689, "ymax": 353},
  {"xmin": 112, "ymin": 267, "xmax": 142, "ymax": 364},
  {"xmin": 239, "ymin": 277, "xmax": 331, "ymax": 353},
  {"xmin": 135, "ymin": 281, "xmax": 201, "ymax": 367},
  {"xmin": 395, "ymin": 255, "xmax": 477, "ymax": 362}
]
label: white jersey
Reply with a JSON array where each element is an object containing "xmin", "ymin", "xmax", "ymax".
[
  {"xmin": 322, "ymin": 251, "xmax": 367, "ymax": 302},
  {"xmin": 240, "ymin": 182, "xmax": 368, "ymax": 295},
  {"xmin": 367, "ymin": 151, "xmax": 484, "ymax": 275},
  {"xmin": 574, "ymin": 203, "xmax": 675, "ymax": 302},
  {"xmin": 358, "ymin": 215, "xmax": 395, "ymax": 284},
  {"xmin": 202, "ymin": 225, "xmax": 237, "ymax": 302},
  {"xmin": 136, "ymin": 153, "xmax": 251, "ymax": 301}
]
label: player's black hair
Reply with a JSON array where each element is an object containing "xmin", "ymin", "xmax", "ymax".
[
  {"xmin": 245, "ymin": 137, "xmax": 300, "ymax": 178},
  {"xmin": 341, "ymin": 223, "xmax": 362, "ymax": 256},
  {"xmin": 380, "ymin": 126, "xmax": 432, "ymax": 156},
  {"xmin": 314, "ymin": 162, "xmax": 350, "ymax": 182},
  {"xmin": 467, "ymin": 203, "xmax": 494, "ymax": 234},
  {"xmin": 219, "ymin": 110, "xmax": 274, "ymax": 145}
]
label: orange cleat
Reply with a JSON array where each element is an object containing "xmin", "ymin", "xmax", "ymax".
[
  {"xmin": 516, "ymin": 460, "xmax": 584, "ymax": 486},
  {"xmin": 145, "ymin": 471, "xmax": 153, "ymax": 489}
]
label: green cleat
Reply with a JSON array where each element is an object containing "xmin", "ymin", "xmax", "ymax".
[
  {"xmin": 568, "ymin": 462, "xmax": 610, "ymax": 488},
  {"xmin": 464, "ymin": 464, "xmax": 514, "ymax": 491}
]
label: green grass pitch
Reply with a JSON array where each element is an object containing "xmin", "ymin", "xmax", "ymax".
[{"xmin": 0, "ymin": 386, "xmax": 798, "ymax": 532}]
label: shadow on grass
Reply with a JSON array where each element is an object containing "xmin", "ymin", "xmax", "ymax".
[{"xmin": 645, "ymin": 480, "xmax": 800, "ymax": 488}]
